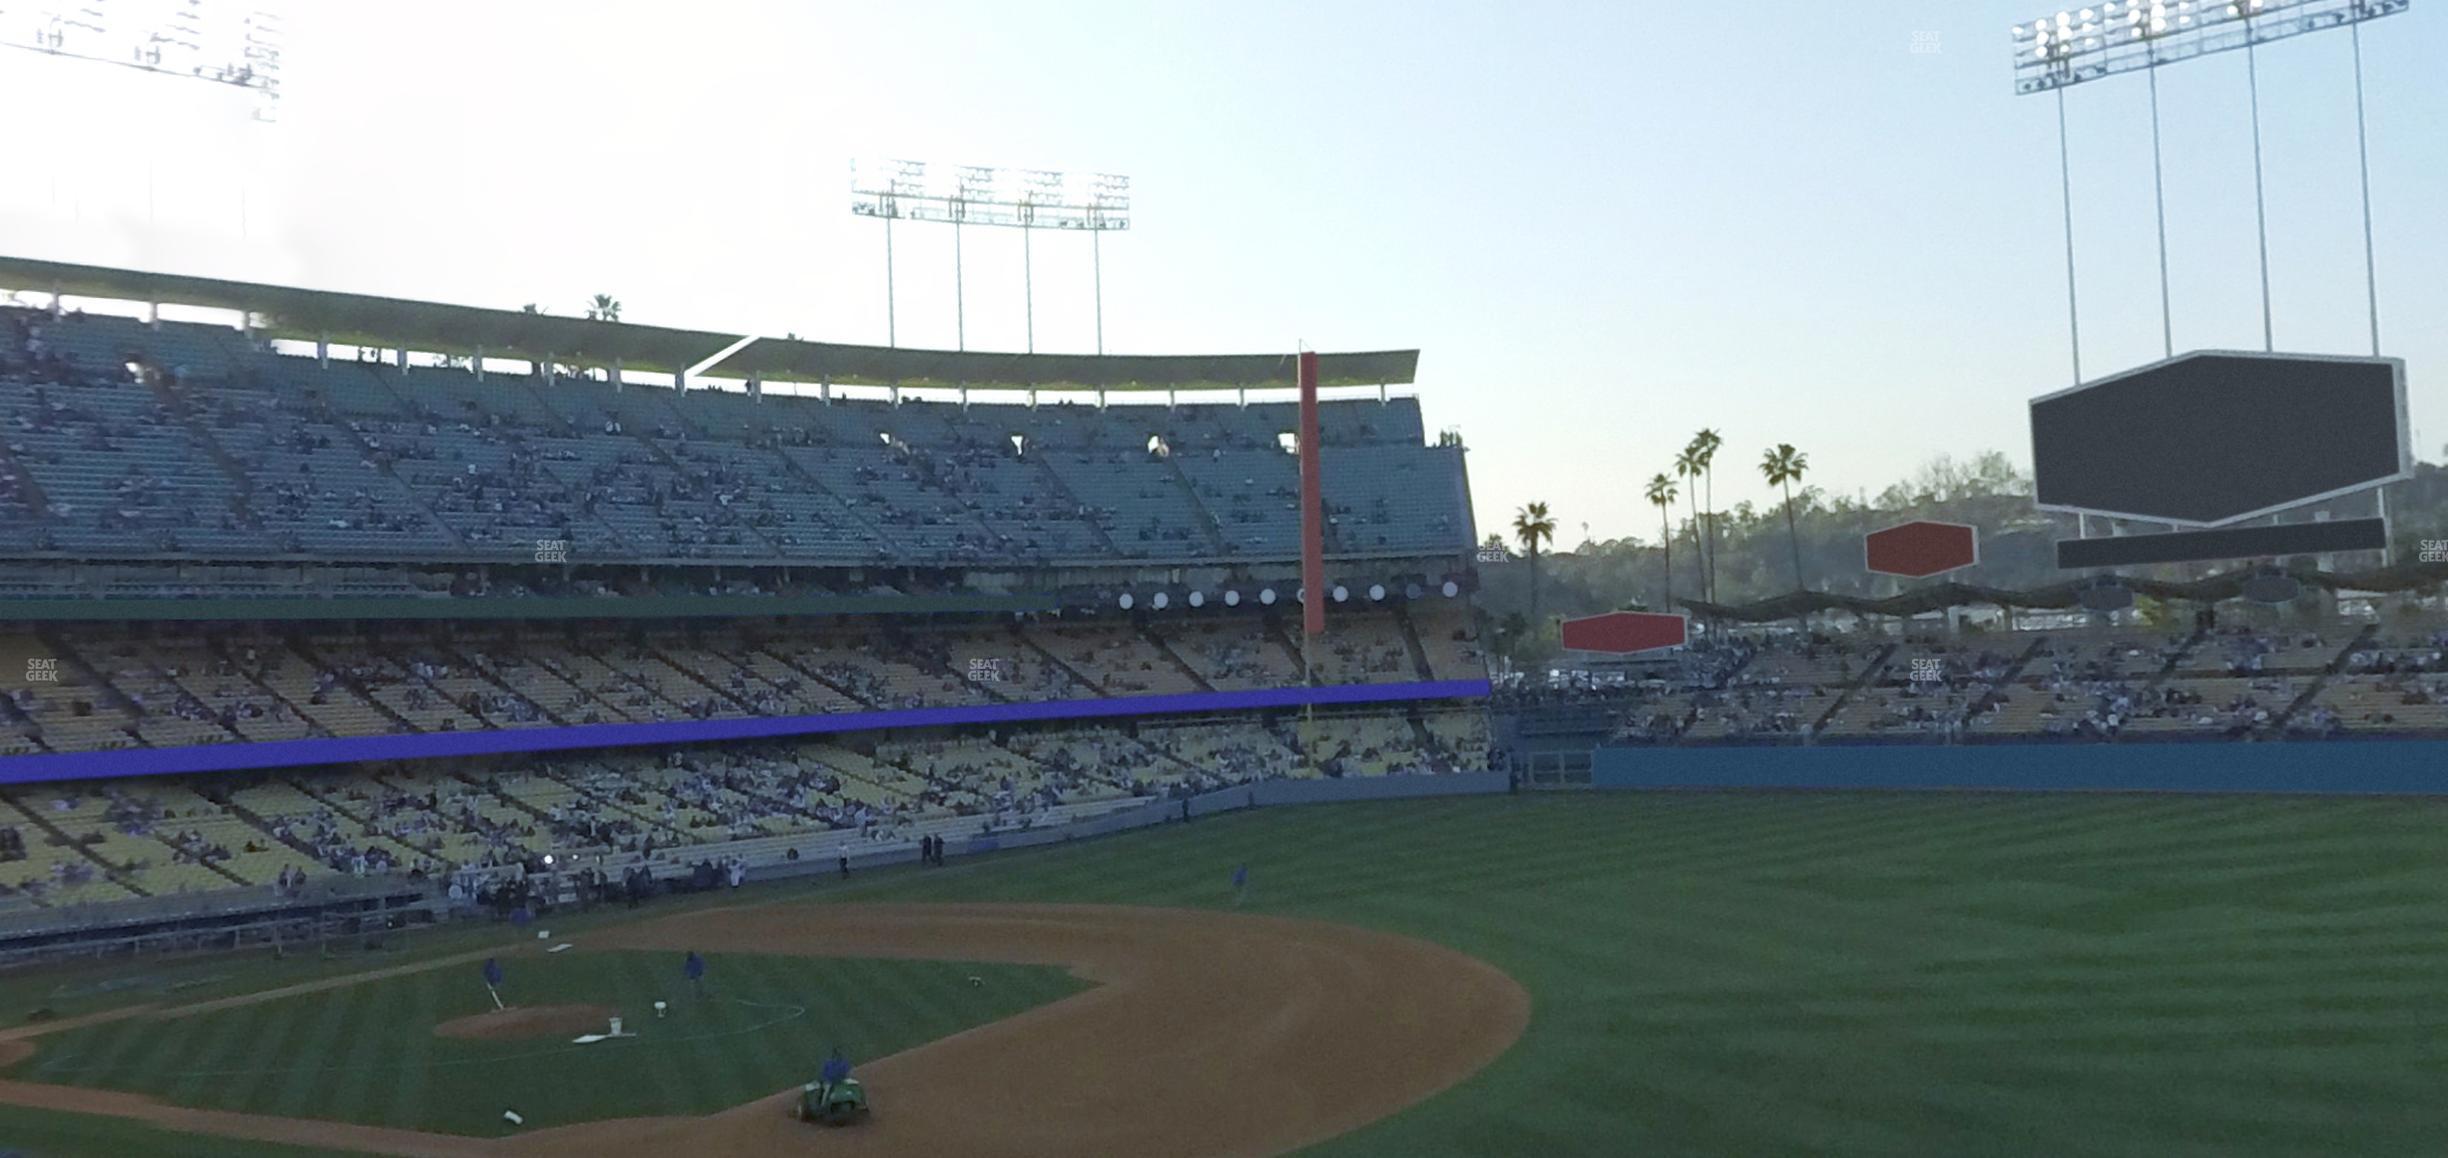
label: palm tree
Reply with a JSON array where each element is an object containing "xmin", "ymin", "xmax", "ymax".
[
  {"xmin": 1673, "ymin": 449, "xmax": 1705, "ymax": 604},
  {"xmin": 587, "ymin": 294, "xmax": 622, "ymax": 323},
  {"xmin": 1512, "ymin": 502, "xmax": 1557, "ymax": 627},
  {"xmin": 1759, "ymin": 443, "xmax": 1811, "ymax": 595},
  {"xmin": 1688, "ymin": 429, "xmax": 1724, "ymax": 602},
  {"xmin": 1644, "ymin": 473, "xmax": 1679, "ymax": 610}
]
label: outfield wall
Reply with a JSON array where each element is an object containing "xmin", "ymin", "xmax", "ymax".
[
  {"xmin": 1590, "ymin": 740, "xmax": 2448, "ymax": 795},
  {"xmin": 737, "ymin": 771, "xmax": 1513, "ymax": 886}
]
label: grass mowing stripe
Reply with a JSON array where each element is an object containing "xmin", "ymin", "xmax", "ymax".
[
  {"xmin": 29, "ymin": 1005, "xmax": 149, "ymax": 1086},
  {"xmin": 265, "ymin": 977, "xmax": 364, "ymax": 1118},
  {"xmin": 377, "ymin": 964, "xmax": 440, "ymax": 1129},
  {"xmin": 200, "ymin": 987, "xmax": 306, "ymax": 1113},
  {"xmin": 102, "ymin": 998, "xmax": 220, "ymax": 1092},
  {"xmin": 162, "ymin": 998, "xmax": 260, "ymax": 1106},
  {"xmin": 318, "ymin": 960, "xmax": 414, "ymax": 1126},
  {"xmin": 685, "ymin": 952, "xmax": 773, "ymax": 1105},
  {"xmin": 728, "ymin": 953, "xmax": 800, "ymax": 1095}
]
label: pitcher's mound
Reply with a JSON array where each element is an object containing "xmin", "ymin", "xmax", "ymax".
[{"xmin": 433, "ymin": 1004, "xmax": 616, "ymax": 1041}]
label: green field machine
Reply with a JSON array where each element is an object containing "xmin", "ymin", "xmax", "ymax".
[{"xmin": 794, "ymin": 1078, "xmax": 870, "ymax": 1126}]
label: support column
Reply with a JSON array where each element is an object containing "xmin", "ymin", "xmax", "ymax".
[
  {"xmin": 395, "ymin": 346, "xmax": 408, "ymax": 376},
  {"xmin": 2351, "ymin": 20, "xmax": 2381, "ymax": 357},
  {"xmin": 148, "ymin": 301, "xmax": 160, "ymax": 330},
  {"xmin": 2055, "ymin": 86, "xmax": 2083, "ymax": 385},
  {"xmin": 611, "ymin": 358, "xmax": 624, "ymax": 391},
  {"xmin": 473, "ymin": 345, "xmax": 485, "ymax": 381},
  {"xmin": 820, "ymin": 375, "xmax": 831, "ymax": 404},
  {"xmin": 2247, "ymin": 37, "xmax": 2275, "ymax": 352},
  {"xmin": 2147, "ymin": 53, "xmax": 2174, "ymax": 359},
  {"xmin": 1297, "ymin": 351, "xmax": 1326, "ymax": 671},
  {"xmin": 316, "ymin": 333, "xmax": 328, "ymax": 367}
]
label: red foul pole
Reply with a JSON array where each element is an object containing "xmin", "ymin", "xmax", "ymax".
[{"xmin": 1298, "ymin": 350, "xmax": 1325, "ymax": 640}]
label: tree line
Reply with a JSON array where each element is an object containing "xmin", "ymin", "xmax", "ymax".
[{"xmin": 1487, "ymin": 441, "xmax": 2448, "ymax": 665}]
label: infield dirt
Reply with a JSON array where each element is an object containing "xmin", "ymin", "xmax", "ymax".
[
  {"xmin": 432, "ymin": 1005, "xmax": 619, "ymax": 1042},
  {"xmin": 0, "ymin": 902, "xmax": 1529, "ymax": 1157}
]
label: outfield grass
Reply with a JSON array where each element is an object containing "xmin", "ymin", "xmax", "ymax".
[
  {"xmin": 9, "ymin": 949, "xmax": 1085, "ymax": 1137},
  {"xmin": 831, "ymin": 792, "xmax": 2448, "ymax": 1157},
  {"xmin": 11, "ymin": 790, "xmax": 2448, "ymax": 1155},
  {"xmin": 0, "ymin": 1102, "xmax": 353, "ymax": 1158}
]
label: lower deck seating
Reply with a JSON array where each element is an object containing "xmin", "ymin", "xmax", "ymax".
[{"xmin": 0, "ymin": 703, "xmax": 1487, "ymax": 908}]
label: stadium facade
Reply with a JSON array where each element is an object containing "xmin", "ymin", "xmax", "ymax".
[{"xmin": 0, "ymin": 258, "xmax": 1494, "ymax": 923}]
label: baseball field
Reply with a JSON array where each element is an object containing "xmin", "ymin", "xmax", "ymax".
[{"xmin": 5, "ymin": 789, "xmax": 2448, "ymax": 1155}]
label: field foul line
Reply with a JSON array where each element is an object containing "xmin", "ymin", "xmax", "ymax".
[{"xmin": 28, "ymin": 996, "xmax": 809, "ymax": 1082}]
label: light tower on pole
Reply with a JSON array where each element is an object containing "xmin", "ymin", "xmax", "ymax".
[
  {"xmin": 2011, "ymin": 0, "xmax": 2410, "ymax": 383},
  {"xmin": 851, "ymin": 159, "xmax": 1131, "ymax": 353}
]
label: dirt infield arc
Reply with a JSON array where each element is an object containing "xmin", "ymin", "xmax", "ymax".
[{"xmin": 0, "ymin": 903, "xmax": 1530, "ymax": 1157}]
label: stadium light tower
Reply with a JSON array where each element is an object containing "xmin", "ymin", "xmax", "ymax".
[
  {"xmin": 2010, "ymin": 0, "xmax": 2408, "ymax": 381},
  {"xmin": 851, "ymin": 159, "xmax": 1131, "ymax": 353},
  {"xmin": 3, "ymin": 1, "xmax": 285, "ymax": 121}
]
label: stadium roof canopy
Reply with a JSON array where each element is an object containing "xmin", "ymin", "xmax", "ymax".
[
  {"xmin": 705, "ymin": 339, "xmax": 1416, "ymax": 392},
  {"xmin": 1677, "ymin": 560, "xmax": 2448, "ymax": 623},
  {"xmin": 0, "ymin": 255, "xmax": 1418, "ymax": 391}
]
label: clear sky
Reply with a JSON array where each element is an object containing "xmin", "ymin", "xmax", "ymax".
[{"xmin": 2, "ymin": 0, "xmax": 2441, "ymax": 550}]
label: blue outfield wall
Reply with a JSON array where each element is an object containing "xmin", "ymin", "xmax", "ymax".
[
  {"xmin": 1591, "ymin": 740, "xmax": 2448, "ymax": 796},
  {"xmin": 748, "ymin": 770, "xmax": 1512, "ymax": 882},
  {"xmin": 0, "ymin": 679, "xmax": 1492, "ymax": 785}
]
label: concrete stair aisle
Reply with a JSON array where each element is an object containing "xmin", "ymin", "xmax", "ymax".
[
  {"xmin": 1139, "ymin": 627, "xmax": 1219, "ymax": 693},
  {"xmin": 21, "ymin": 630, "xmax": 145, "ymax": 753},
  {"xmin": 1159, "ymin": 452, "xmax": 1234, "ymax": 555},
  {"xmin": 1957, "ymin": 635, "xmax": 2050, "ymax": 730},
  {"xmin": 1020, "ymin": 632, "xmax": 1116, "ymax": 699},
  {"xmin": 1391, "ymin": 605, "xmax": 1437, "ymax": 681},
  {"xmin": 2272, "ymin": 624, "xmax": 2380, "ymax": 732},
  {"xmin": 0, "ymin": 793, "xmax": 150, "ymax": 900},
  {"xmin": 1808, "ymin": 643, "xmax": 1901, "ymax": 738},
  {"xmin": 1029, "ymin": 454, "xmax": 1127, "ymax": 557}
]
